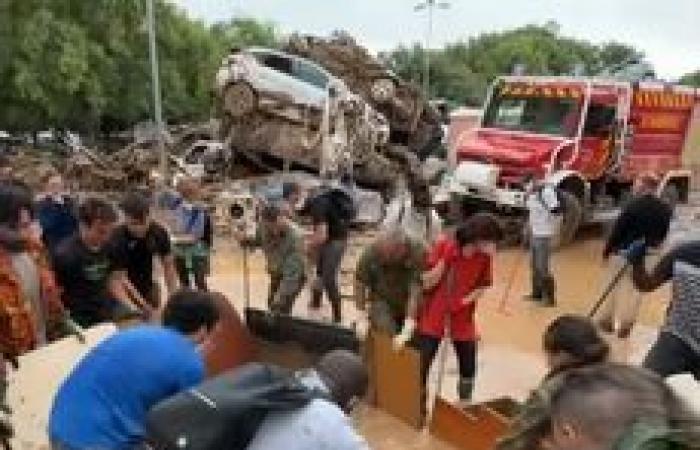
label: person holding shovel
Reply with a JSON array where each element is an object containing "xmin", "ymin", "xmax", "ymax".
[
  {"xmin": 413, "ymin": 213, "xmax": 503, "ymax": 403},
  {"xmin": 234, "ymin": 202, "xmax": 307, "ymax": 315}
]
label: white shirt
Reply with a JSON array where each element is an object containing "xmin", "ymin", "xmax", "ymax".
[
  {"xmin": 382, "ymin": 194, "xmax": 442, "ymax": 244},
  {"xmin": 526, "ymin": 185, "xmax": 561, "ymax": 237},
  {"xmin": 246, "ymin": 398, "xmax": 370, "ymax": 450}
]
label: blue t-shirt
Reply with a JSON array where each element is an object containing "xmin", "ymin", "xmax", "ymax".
[{"xmin": 49, "ymin": 326, "xmax": 205, "ymax": 449}]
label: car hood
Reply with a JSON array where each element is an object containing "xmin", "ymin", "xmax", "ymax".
[{"xmin": 456, "ymin": 128, "xmax": 567, "ymax": 167}]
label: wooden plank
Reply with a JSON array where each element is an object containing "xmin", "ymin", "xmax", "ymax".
[
  {"xmin": 201, "ymin": 293, "xmax": 257, "ymax": 376},
  {"xmin": 8, "ymin": 325, "xmax": 117, "ymax": 449},
  {"xmin": 369, "ymin": 331, "xmax": 423, "ymax": 429},
  {"xmin": 429, "ymin": 397, "xmax": 513, "ymax": 450}
]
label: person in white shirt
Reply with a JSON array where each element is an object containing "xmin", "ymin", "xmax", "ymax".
[
  {"xmin": 246, "ymin": 350, "xmax": 370, "ymax": 450},
  {"xmin": 524, "ymin": 175, "xmax": 561, "ymax": 306}
]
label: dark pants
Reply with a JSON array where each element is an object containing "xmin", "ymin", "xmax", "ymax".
[
  {"xmin": 175, "ymin": 254, "xmax": 208, "ymax": 291},
  {"xmin": 71, "ymin": 299, "xmax": 138, "ymax": 328},
  {"xmin": 310, "ymin": 239, "xmax": 346, "ymax": 323},
  {"xmin": 415, "ymin": 334, "xmax": 477, "ymax": 401},
  {"xmin": 643, "ymin": 332, "xmax": 700, "ymax": 380},
  {"xmin": 530, "ymin": 236, "xmax": 555, "ymax": 300},
  {"xmin": 268, "ymin": 273, "xmax": 305, "ymax": 314}
]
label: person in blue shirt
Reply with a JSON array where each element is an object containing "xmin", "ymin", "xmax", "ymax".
[
  {"xmin": 36, "ymin": 173, "xmax": 78, "ymax": 256},
  {"xmin": 49, "ymin": 289, "xmax": 220, "ymax": 450}
]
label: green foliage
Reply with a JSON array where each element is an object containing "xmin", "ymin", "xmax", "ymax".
[
  {"xmin": 680, "ymin": 70, "xmax": 700, "ymax": 87},
  {"xmin": 0, "ymin": 1, "xmax": 280, "ymax": 134},
  {"xmin": 0, "ymin": 10, "xmax": 651, "ymax": 132},
  {"xmin": 381, "ymin": 24, "xmax": 647, "ymax": 106}
]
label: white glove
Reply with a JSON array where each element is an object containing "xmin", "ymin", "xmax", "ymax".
[{"xmin": 393, "ymin": 318, "xmax": 416, "ymax": 350}]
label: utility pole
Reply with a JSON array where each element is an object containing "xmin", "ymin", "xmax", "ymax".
[
  {"xmin": 147, "ymin": 0, "xmax": 167, "ymax": 184},
  {"xmin": 414, "ymin": 0, "xmax": 450, "ymax": 100}
]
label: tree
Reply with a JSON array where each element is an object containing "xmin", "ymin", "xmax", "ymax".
[
  {"xmin": 380, "ymin": 23, "xmax": 649, "ymax": 107},
  {"xmin": 680, "ymin": 70, "xmax": 700, "ymax": 87}
]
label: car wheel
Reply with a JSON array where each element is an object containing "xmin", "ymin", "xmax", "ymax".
[
  {"xmin": 223, "ymin": 82, "xmax": 257, "ymax": 118},
  {"xmin": 370, "ymin": 78, "xmax": 396, "ymax": 104}
]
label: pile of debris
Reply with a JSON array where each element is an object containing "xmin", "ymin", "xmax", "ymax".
[{"xmin": 283, "ymin": 32, "xmax": 444, "ymax": 158}]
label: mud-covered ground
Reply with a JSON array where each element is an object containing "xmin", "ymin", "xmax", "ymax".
[{"xmin": 208, "ymin": 201, "xmax": 700, "ymax": 448}]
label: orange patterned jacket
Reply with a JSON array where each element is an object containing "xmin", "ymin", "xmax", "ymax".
[{"xmin": 0, "ymin": 238, "xmax": 65, "ymax": 357}]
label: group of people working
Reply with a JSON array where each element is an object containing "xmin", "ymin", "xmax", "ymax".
[{"xmin": 1, "ymin": 164, "xmax": 700, "ymax": 449}]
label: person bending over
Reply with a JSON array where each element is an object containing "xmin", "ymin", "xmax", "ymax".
[
  {"xmin": 109, "ymin": 192, "xmax": 179, "ymax": 310},
  {"xmin": 52, "ymin": 197, "xmax": 142, "ymax": 327},
  {"xmin": 498, "ymin": 315, "xmax": 610, "ymax": 450},
  {"xmin": 49, "ymin": 289, "xmax": 219, "ymax": 450},
  {"xmin": 246, "ymin": 350, "xmax": 370, "ymax": 450}
]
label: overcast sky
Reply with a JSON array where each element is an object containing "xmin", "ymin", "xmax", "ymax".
[{"xmin": 172, "ymin": 0, "xmax": 698, "ymax": 80}]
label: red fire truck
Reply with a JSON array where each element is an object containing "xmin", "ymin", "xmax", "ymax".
[{"xmin": 442, "ymin": 76, "xmax": 700, "ymax": 243}]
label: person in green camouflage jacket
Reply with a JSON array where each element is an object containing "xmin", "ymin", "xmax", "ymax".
[{"xmin": 236, "ymin": 203, "xmax": 306, "ymax": 314}]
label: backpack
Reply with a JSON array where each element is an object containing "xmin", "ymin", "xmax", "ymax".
[
  {"xmin": 145, "ymin": 363, "xmax": 327, "ymax": 450},
  {"xmin": 537, "ymin": 185, "xmax": 566, "ymax": 216}
]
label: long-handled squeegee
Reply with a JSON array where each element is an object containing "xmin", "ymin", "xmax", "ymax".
[{"xmin": 587, "ymin": 261, "xmax": 630, "ymax": 318}]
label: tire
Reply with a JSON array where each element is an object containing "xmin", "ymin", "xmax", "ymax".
[
  {"xmin": 554, "ymin": 191, "xmax": 583, "ymax": 248},
  {"xmin": 370, "ymin": 78, "xmax": 397, "ymax": 104},
  {"xmin": 223, "ymin": 82, "xmax": 257, "ymax": 118},
  {"xmin": 661, "ymin": 183, "xmax": 680, "ymax": 209}
]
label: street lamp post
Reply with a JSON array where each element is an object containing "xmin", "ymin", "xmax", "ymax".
[
  {"xmin": 146, "ymin": 0, "xmax": 167, "ymax": 185},
  {"xmin": 414, "ymin": 0, "xmax": 450, "ymax": 100}
]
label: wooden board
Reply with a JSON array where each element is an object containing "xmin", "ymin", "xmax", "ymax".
[
  {"xmin": 201, "ymin": 293, "xmax": 257, "ymax": 376},
  {"xmin": 429, "ymin": 397, "xmax": 514, "ymax": 450},
  {"xmin": 8, "ymin": 324, "xmax": 118, "ymax": 449},
  {"xmin": 368, "ymin": 331, "xmax": 423, "ymax": 429}
]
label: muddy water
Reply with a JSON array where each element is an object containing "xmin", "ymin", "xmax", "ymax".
[{"xmin": 209, "ymin": 224, "xmax": 673, "ymax": 449}]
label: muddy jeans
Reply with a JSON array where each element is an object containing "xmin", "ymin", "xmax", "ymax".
[
  {"xmin": 268, "ymin": 273, "xmax": 305, "ymax": 314},
  {"xmin": 596, "ymin": 253, "xmax": 644, "ymax": 335},
  {"xmin": 310, "ymin": 239, "xmax": 346, "ymax": 323},
  {"xmin": 530, "ymin": 236, "xmax": 555, "ymax": 300}
]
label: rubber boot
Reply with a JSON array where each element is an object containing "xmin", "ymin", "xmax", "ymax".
[
  {"xmin": 458, "ymin": 377, "xmax": 475, "ymax": 403},
  {"xmin": 542, "ymin": 276, "xmax": 556, "ymax": 307}
]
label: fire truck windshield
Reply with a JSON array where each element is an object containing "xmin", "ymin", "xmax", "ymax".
[{"xmin": 483, "ymin": 94, "xmax": 581, "ymax": 137}]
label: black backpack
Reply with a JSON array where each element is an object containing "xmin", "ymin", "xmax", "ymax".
[
  {"xmin": 537, "ymin": 185, "xmax": 567, "ymax": 216},
  {"xmin": 145, "ymin": 363, "xmax": 326, "ymax": 450}
]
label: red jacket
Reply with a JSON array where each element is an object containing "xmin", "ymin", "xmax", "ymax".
[{"xmin": 417, "ymin": 234, "xmax": 492, "ymax": 340}]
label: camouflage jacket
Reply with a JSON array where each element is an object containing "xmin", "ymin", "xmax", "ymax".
[{"xmin": 255, "ymin": 222, "xmax": 306, "ymax": 281}]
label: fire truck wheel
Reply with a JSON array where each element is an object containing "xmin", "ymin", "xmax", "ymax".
[{"xmin": 555, "ymin": 191, "xmax": 583, "ymax": 248}]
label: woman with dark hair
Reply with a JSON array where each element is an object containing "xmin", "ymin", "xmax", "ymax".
[
  {"xmin": 0, "ymin": 180, "xmax": 67, "ymax": 358},
  {"xmin": 498, "ymin": 315, "xmax": 612, "ymax": 450},
  {"xmin": 411, "ymin": 212, "xmax": 503, "ymax": 403},
  {"xmin": 543, "ymin": 315, "xmax": 610, "ymax": 378}
]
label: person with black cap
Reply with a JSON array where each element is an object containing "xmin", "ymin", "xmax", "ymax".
[{"xmin": 245, "ymin": 349, "xmax": 369, "ymax": 450}]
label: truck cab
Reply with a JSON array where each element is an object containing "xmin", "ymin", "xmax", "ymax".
[{"xmin": 442, "ymin": 76, "xmax": 699, "ymax": 243}]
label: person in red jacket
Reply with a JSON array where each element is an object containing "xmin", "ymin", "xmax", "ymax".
[{"xmin": 414, "ymin": 213, "xmax": 502, "ymax": 402}]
